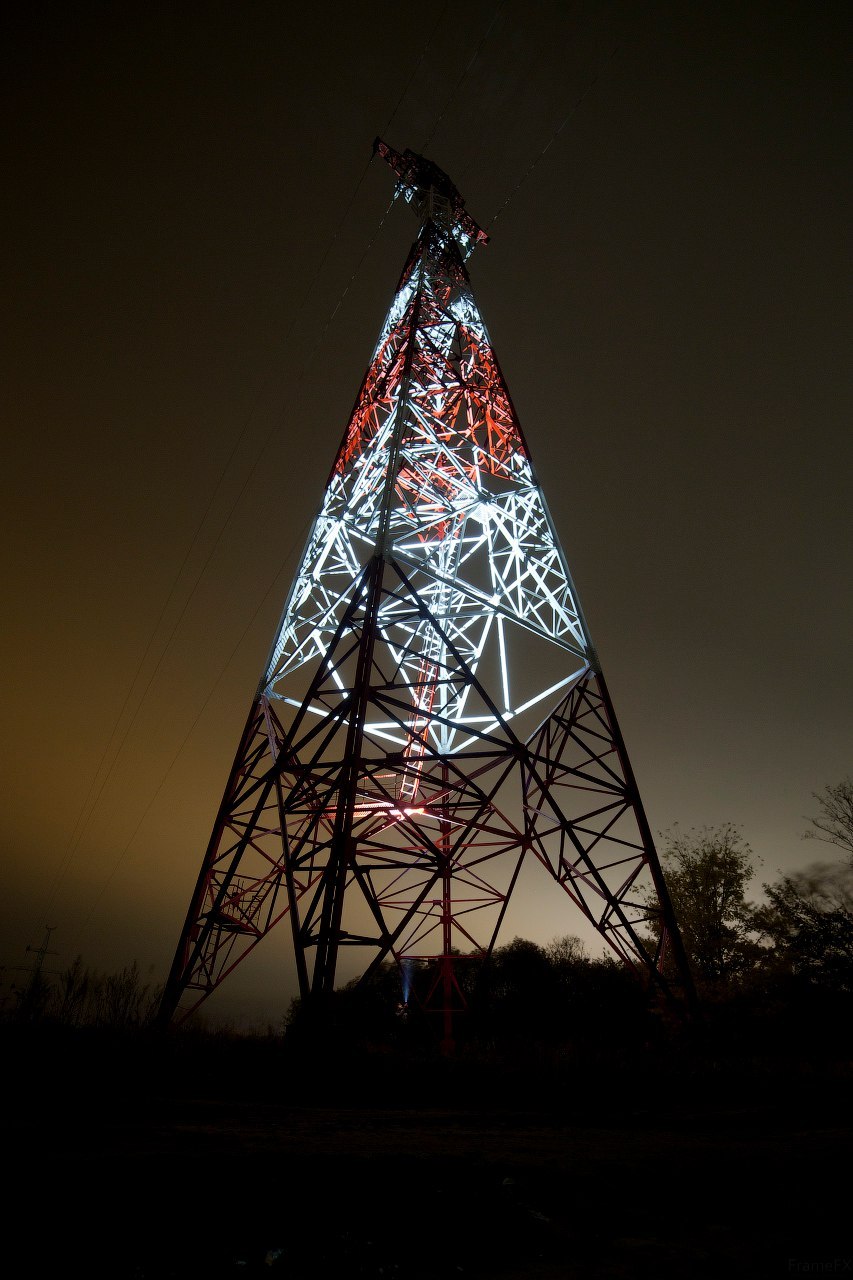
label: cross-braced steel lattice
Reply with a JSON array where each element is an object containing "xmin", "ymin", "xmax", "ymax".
[{"xmin": 159, "ymin": 140, "xmax": 695, "ymax": 1037}]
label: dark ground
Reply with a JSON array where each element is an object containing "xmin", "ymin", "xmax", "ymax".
[{"xmin": 4, "ymin": 1025, "xmax": 851, "ymax": 1279}]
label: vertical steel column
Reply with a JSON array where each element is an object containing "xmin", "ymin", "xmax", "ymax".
[
  {"xmin": 311, "ymin": 555, "xmax": 386, "ymax": 995},
  {"xmin": 438, "ymin": 759, "xmax": 457, "ymax": 1054}
]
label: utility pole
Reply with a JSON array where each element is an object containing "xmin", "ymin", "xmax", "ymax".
[{"xmin": 12, "ymin": 925, "xmax": 59, "ymax": 1018}]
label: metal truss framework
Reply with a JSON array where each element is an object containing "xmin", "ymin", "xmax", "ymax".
[{"xmin": 159, "ymin": 140, "xmax": 694, "ymax": 1037}]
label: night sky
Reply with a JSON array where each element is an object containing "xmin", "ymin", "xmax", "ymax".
[{"xmin": 2, "ymin": 1, "xmax": 850, "ymax": 1026}]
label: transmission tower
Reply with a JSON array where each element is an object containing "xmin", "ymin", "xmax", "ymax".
[
  {"xmin": 159, "ymin": 139, "xmax": 695, "ymax": 1040},
  {"xmin": 10, "ymin": 925, "xmax": 59, "ymax": 1016}
]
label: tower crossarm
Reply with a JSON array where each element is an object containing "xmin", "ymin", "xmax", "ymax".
[{"xmin": 374, "ymin": 137, "xmax": 489, "ymax": 256}]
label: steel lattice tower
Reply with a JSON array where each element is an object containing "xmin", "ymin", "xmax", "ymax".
[{"xmin": 159, "ymin": 140, "xmax": 695, "ymax": 1039}]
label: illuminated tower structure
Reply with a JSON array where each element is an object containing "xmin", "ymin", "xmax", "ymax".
[{"xmin": 159, "ymin": 140, "xmax": 695, "ymax": 1039}]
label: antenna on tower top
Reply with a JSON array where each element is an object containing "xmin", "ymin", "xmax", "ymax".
[{"xmin": 373, "ymin": 137, "xmax": 489, "ymax": 254}]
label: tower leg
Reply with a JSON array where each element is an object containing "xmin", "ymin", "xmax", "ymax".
[
  {"xmin": 439, "ymin": 853, "xmax": 455, "ymax": 1056},
  {"xmin": 523, "ymin": 669, "xmax": 697, "ymax": 1013},
  {"xmin": 595, "ymin": 672, "xmax": 697, "ymax": 1014}
]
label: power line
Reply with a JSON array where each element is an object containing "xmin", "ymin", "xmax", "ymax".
[
  {"xmin": 79, "ymin": 512, "xmax": 313, "ymax": 934},
  {"xmin": 455, "ymin": 4, "xmax": 546, "ymax": 191},
  {"xmin": 10, "ymin": 926, "xmax": 61, "ymax": 988},
  {"xmin": 61, "ymin": 158, "xmax": 400, "ymax": 940},
  {"xmin": 421, "ymin": 0, "xmax": 508, "ymax": 153},
  {"xmin": 381, "ymin": 0, "xmax": 452, "ymax": 140},
  {"xmin": 487, "ymin": 41, "xmax": 621, "ymax": 232},
  {"xmin": 310, "ymin": 190, "xmax": 400, "ymax": 363},
  {"xmin": 45, "ymin": 151, "xmax": 382, "ymax": 919},
  {"xmin": 81, "ymin": 185, "xmax": 403, "ymax": 922}
]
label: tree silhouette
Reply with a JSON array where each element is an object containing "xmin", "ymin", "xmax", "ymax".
[
  {"xmin": 803, "ymin": 778, "xmax": 853, "ymax": 860},
  {"xmin": 759, "ymin": 861, "xmax": 853, "ymax": 991},
  {"xmin": 644, "ymin": 824, "xmax": 761, "ymax": 988}
]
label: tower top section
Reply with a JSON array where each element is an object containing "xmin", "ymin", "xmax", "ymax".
[{"xmin": 374, "ymin": 137, "xmax": 490, "ymax": 257}]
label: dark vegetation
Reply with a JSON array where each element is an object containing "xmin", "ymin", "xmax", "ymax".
[{"xmin": 5, "ymin": 780, "xmax": 853, "ymax": 1278}]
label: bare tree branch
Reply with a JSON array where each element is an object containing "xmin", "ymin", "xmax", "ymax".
[{"xmin": 803, "ymin": 779, "xmax": 853, "ymax": 860}]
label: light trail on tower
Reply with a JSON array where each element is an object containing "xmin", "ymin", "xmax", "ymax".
[{"xmin": 158, "ymin": 137, "xmax": 696, "ymax": 1041}]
